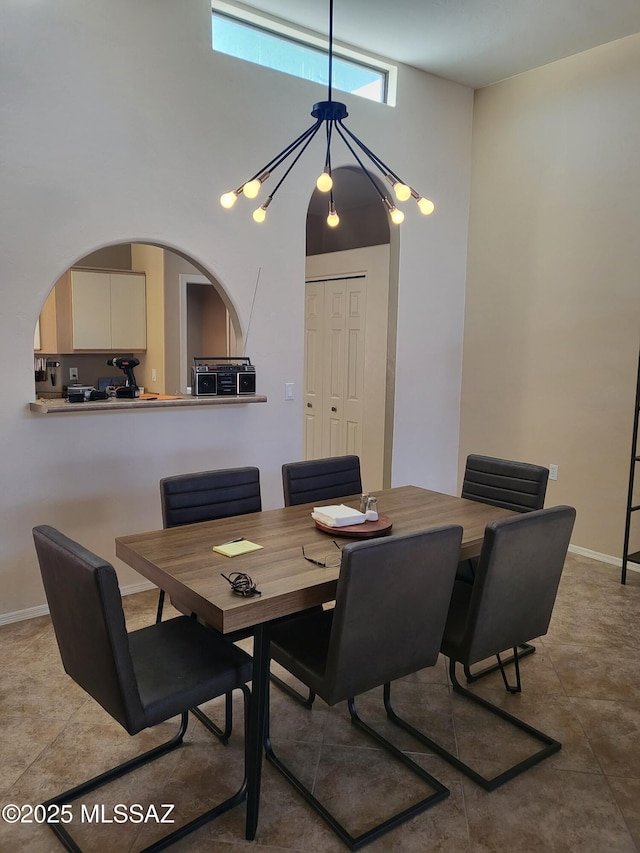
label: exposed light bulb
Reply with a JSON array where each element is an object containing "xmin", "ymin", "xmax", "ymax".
[
  {"xmin": 390, "ymin": 206, "xmax": 405, "ymax": 224},
  {"xmin": 316, "ymin": 171, "xmax": 333, "ymax": 192},
  {"xmin": 393, "ymin": 182, "xmax": 411, "ymax": 202},
  {"xmin": 417, "ymin": 197, "xmax": 435, "ymax": 215},
  {"xmin": 243, "ymin": 179, "xmax": 261, "ymax": 199},
  {"xmin": 220, "ymin": 191, "xmax": 238, "ymax": 209},
  {"xmin": 327, "ymin": 201, "xmax": 339, "ymax": 228},
  {"xmin": 252, "ymin": 206, "xmax": 267, "ymax": 223}
]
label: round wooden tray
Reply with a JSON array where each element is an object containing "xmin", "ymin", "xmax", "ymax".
[{"xmin": 314, "ymin": 513, "xmax": 393, "ymax": 538}]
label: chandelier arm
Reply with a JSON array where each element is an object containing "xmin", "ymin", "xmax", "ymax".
[
  {"xmin": 243, "ymin": 120, "xmax": 323, "ymax": 184},
  {"xmin": 266, "ymin": 121, "xmax": 325, "ymax": 202},
  {"xmin": 334, "ymin": 122, "xmax": 389, "ymax": 202},
  {"xmin": 337, "ymin": 120, "xmax": 407, "ymax": 185},
  {"xmin": 266, "ymin": 120, "xmax": 323, "ymax": 175}
]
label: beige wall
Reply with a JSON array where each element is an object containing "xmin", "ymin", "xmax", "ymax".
[{"xmin": 461, "ymin": 34, "xmax": 640, "ymax": 559}]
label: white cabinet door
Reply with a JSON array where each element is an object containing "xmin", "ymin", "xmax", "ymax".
[
  {"xmin": 110, "ymin": 273, "xmax": 146, "ymax": 350},
  {"xmin": 71, "ymin": 271, "xmax": 111, "ymax": 349},
  {"xmin": 70, "ymin": 270, "xmax": 146, "ymax": 350}
]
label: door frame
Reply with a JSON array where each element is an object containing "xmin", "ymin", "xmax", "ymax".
[{"xmin": 179, "ymin": 274, "xmax": 239, "ymax": 392}]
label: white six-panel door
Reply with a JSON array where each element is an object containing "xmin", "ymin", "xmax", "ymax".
[
  {"xmin": 304, "ymin": 276, "xmax": 366, "ymax": 460},
  {"xmin": 304, "ymin": 245, "xmax": 392, "ymax": 491}
]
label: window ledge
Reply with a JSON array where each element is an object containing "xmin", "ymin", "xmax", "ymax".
[{"xmin": 29, "ymin": 394, "xmax": 267, "ymax": 414}]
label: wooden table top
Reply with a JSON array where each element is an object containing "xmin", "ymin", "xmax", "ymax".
[{"xmin": 115, "ymin": 485, "xmax": 515, "ymax": 635}]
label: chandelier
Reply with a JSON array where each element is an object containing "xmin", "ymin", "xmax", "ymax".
[{"xmin": 219, "ymin": 0, "xmax": 434, "ymax": 228}]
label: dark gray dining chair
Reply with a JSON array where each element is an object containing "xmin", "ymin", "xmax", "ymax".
[
  {"xmin": 458, "ymin": 453, "xmax": 549, "ymax": 683},
  {"xmin": 282, "ymin": 454, "xmax": 362, "ymax": 507},
  {"xmin": 384, "ymin": 505, "xmax": 575, "ymax": 791},
  {"xmin": 461, "ymin": 453, "xmax": 550, "ymax": 513},
  {"xmin": 267, "ymin": 525, "xmax": 463, "ymax": 850},
  {"xmin": 32, "ymin": 524, "xmax": 252, "ymax": 852},
  {"xmin": 276, "ymin": 454, "xmax": 363, "ymax": 709},
  {"xmin": 156, "ymin": 466, "xmax": 261, "ymax": 744}
]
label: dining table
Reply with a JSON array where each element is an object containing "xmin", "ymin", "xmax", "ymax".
[{"xmin": 115, "ymin": 484, "xmax": 515, "ymax": 841}]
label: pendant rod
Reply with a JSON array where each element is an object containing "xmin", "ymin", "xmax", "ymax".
[{"xmin": 328, "ymin": 0, "xmax": 334, "ymax": 103}]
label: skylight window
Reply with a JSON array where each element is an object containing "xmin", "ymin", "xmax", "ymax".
[{"xmin": 212, "ymin": 4, "xmax": 393, "ymax": 105}]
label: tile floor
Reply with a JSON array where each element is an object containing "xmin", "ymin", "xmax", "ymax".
[{"xmin": 1, "ymin": 553, "xmax": 640, "ymax": 852}]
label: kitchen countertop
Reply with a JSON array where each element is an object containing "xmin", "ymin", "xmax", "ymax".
[{"xmin": 29, "ymin": 394, "xmax": 267, "ymax": 414}]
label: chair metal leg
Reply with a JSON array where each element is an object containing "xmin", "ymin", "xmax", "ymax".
[
  {"xmin": 464, "ymin": 642, "xmax": 536, "ymax": 686},
  {"xmin": 190, "ymin": 689, "xmax": 233, "ymax": 745},
  {"xmin": 383, "ymin": 660, "xmax": 561, "ymax": 792},
  {"xmin": 496, "ymin": 646, "xmax": 522, "ymax": 694},
  {"xmin": 42, "ymin": 688, "xmax": 251, "ymax": 853},
  {"xmin": 155, "ymin": 589, "xmax": 166, "ymax": 624},
  {"xmin": 269, "ymin": 672, "xmax": 316, "ymax": 708},
  {"xmin": 264, "ymin": 693, "xmax": 449, "ymax": 850}
]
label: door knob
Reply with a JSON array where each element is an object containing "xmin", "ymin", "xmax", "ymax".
[
  {"xmin": 307, "ymin": 402, "xmax": 312, "ymax": 408},
  {"xmin": 331, "ymin": 406, "xmax": 337, "ymax": 412}
]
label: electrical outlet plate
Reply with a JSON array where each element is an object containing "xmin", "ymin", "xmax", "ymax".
[
  {"xmin": 285, "ymin": 382, "xmax": 294, "ymax": 400},
  {"xmin": 69, "ymin": 368, "xmax": 78, "ymax": 382},
  {"xmin": 549, "ymin": 464, "xmax": 558, "ymax": 481}
]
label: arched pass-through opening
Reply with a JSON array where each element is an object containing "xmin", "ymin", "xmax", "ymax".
[{"xmin": 33, "ymin": 242, "xmax": 243, "ymax": 399}]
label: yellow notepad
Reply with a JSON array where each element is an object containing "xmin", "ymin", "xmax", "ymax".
[{"xmin": 212, "ymin": 540, "xmax": 263, "ymax": 557}]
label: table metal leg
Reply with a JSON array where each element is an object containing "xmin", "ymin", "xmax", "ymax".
[{"xmin": 245, "ymin": 621, "xmax": 270, "ymax": 840}]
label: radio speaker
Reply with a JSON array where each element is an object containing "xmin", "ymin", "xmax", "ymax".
[
  {"xmin": 238, "ymin": 372, "xmax": 256, "ymax": 394},
  {"xmin": 193, "ymin": 373, "xmax": 217, "ymax": 396}
]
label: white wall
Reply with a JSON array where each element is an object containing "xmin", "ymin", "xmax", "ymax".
[{"xmin": 0, "ymin": 0, "xmax": 472, "ymax": 619}]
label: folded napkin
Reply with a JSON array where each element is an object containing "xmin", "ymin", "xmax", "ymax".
[{"xmin": 311, "ymin": 504, "xmax": 367, "ymax": 527}]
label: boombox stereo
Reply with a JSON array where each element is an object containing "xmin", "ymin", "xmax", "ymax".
[{"xmin": 191, "ymin": 356, "xmax": 256, "ymax": 397}]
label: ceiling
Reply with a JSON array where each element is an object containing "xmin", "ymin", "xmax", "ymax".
[{"xmin": 236, "ymin": 0, "xmax": 640, "ymax": 88}]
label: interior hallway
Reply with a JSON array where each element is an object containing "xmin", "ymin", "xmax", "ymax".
[{"xmin": 1, "ymin": 552, "xmax": 639, "ymax": 851}]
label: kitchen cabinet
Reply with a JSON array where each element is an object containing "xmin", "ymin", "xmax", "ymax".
[
  {"xmin": 70, "ymin": 270, "xmax": 146, "ymax": 351},
  {"xmin": 34, "ymin": 288, "xmax": 60, "ymax": 353},
  {"xmin": 35, "ymin": 269, "xmax": 147, "ymax": 353}
]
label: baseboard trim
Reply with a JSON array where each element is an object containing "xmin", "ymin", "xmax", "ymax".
[
  {"xmin": 0, "ymin": 579, "xmax": 155, "ymax": 626},
  {"xmin": 568, "ymin": 544, "xmax": 639, "ymax": 572}
]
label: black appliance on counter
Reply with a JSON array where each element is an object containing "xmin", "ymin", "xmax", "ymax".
[
  {"xmin": 106, "ymin": 357, "xmax": 140, "ymax": 398},
  {"xmin": 68, "ymin": 386, "xmax": 109, "ymax": 403},
  {"xmin": 191, "ymin": 357, "xmax": 256, "ymax": 396}
]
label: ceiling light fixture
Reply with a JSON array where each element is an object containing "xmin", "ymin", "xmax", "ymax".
[{"xmin": 219, "ymin": 0, "xmax": 434, "ymax": 228}]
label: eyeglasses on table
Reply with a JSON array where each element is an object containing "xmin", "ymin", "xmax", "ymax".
[{"xmin": 301, "ymin": 540, "xmax": 342, "ymax": 568}]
